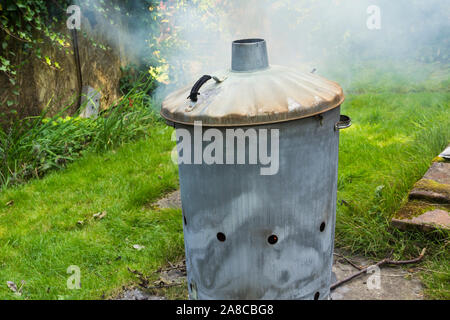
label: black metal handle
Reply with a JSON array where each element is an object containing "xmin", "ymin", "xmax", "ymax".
[
  {"xmin": 335, "ymin": 115, "xmax": 352, "ymax": 131},
  {"xmin": 188, "ymin": 75, "xmax": 212, "ymax": 102}
]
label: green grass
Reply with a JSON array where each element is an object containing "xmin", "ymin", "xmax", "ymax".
[
  {"xmin": 0, "ymin": 61, "xmax": 449, "ymax": 300},
  {"xmin": 0, "ymin": 77, "xmax": 156, "ymax": 189},
  {"xmin": 337, "ymin": 91, "xmax": 450, "ymax": 299},
  {"xmin": 0, "ymin": 124, "xmax": 182, "ymax": 299}
]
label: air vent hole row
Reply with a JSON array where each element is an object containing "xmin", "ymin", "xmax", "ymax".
[
  {"xmin": 215, "ymin": 222, "xmax": 326, "ymax": 243},
  {"xmin": 216, "ymin": 233, "xmax": 279, "ymax": 245}
]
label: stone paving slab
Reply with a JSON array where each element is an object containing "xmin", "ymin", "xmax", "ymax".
[
  {"xmin": 331, "ymin": 252, "xmax": 424, "ymax": 300},
  {"xmin": 118, "ymin": 288, "xmax": 166, "ymax": 300},
  {"xmin": 423, "ymin": 162, "xmax": 450, "ymax": 185},
  {"xmin": 409, "ymin": 163, "xmax": 450, "ymax": 204},
  {"xmin": 392, "ymin": 146, "xmax": 450, "ymax": 231},
  {"xmin": 392, "ymin": 209, "xmax": 450, "ymax": 231},
  {"xmin": 155, "ymin": 190, "xmax": 181, "ymax": 209}
]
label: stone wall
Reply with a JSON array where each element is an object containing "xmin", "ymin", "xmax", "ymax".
[{"xmin": 0, "ymin": 16, "xmax": 122, "ymax": 126}]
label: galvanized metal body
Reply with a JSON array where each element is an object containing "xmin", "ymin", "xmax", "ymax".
[{"xmin": 177, "ymin": 107, "xmax": 341, "ymax": 300}]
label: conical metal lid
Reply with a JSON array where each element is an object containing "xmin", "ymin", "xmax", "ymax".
[{"xmin": 161, "ymin": 39, "xmax": 344, "ymax": 127}]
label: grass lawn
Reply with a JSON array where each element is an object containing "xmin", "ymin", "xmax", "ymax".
[
  {"xmin": 0, "ymin": 62, "xmax": 449, "ymax": 300},
  {"xmin": 337, "ymin": 91, "xmax": 450, "ymax": 299},
  {"xmin": 0, "ymin": 124, "xmax": 183, "ymax": 300}
]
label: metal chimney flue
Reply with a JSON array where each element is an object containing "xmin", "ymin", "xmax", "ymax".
[{"xmin": 231, "ymin": 38, "xmax": 269, "ymax": 72}]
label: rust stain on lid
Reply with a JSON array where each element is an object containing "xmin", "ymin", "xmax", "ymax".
[{"xmin": 161, "ymin": 65, "xmax": 344, "ymax": 127}]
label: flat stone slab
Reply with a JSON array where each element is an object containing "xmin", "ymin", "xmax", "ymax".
[
  {"xmin": 117, "ymin": 288, "xmax": 166, "ymax": 300},
  {"xmin": 423, "ymin": 162, "xmax": 450, "ymax": 185},
  {"xmin": 393, "ymin": 153, "xmax": 450, "ymax": 231},
  {"xmin": 155, "ymin": 190, "xmax": 181, "ymax": 209},
  {"xmin": 115, "ymin": 261, "xmax": 186, "ymax": 300},
  {"xmin": 409, "ymin": 163, "xmax": 450, "ymax": 204},
  {"xmin": 392, "ymin": 209, "xmax": 450, "ymax": 231},
  {"xmin": 331, "ymin": 252, "xmax": 424, "ymax": 300}
]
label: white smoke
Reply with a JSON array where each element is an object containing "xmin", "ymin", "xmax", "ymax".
[
  {"xmin": 155, "ymin": 0, "xmax": 449, "ymax": 100},
  {"xmin": 74, "ymin": 0, "xmax": 450, "ymax": 101}
]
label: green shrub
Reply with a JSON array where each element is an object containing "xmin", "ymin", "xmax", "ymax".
[{"xmin": 0, "ymin": 77, "xmax": 159, "ymax": 189}]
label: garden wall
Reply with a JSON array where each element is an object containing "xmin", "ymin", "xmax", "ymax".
[{"xmin": 0, "ymin": 15, "xmax": 122, "ymax": 126}]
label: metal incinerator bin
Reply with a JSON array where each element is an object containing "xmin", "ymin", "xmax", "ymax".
[{"xmin": 161, "ymin": 39, "xmax": 351, "ymax": 300}]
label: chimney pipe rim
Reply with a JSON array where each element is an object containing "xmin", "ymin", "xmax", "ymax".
[{"xmin": 233, "ymin": 38, "xmax": 266, "ymax": 45}]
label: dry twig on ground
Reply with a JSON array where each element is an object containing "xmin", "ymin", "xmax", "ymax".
[{"xmin": 331, "ymin": 248, "xmax": 427, "ymax": 290}]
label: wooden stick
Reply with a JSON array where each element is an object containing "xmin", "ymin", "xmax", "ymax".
[
  {"xmin": 334, "ymin": 253, "xmax": 364, "ymax": 270},
  {"xmin": 331, "ymin": 248, "xmax": 426, "ymax": 291}
]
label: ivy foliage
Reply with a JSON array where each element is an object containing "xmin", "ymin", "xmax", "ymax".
[
  {"xmin": 0, "ymin": 0, "xmax": 222, "ymax": 89},
  {"xmin": 0, "ymin": 0, "xmax": 71, "ymax": 86}
]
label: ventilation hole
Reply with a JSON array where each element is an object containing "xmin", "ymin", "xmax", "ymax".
[
  {"xmin": 320, "ymin": 222, "xmax": 326, "ymax": 232},
  {"xmin": 217, "ymin": 232, "xmax": 226, "ymax": 242},
  {"xmin": 268, "ymin": 235, "xmax": 278, "ymax": 245},
  {"xmin": 183, "ymin": 216, "xmax": 187, "ymax": 226},
  {"xmin": 314, "ymin": 292, "xmax": 320, "ymax": 300}
]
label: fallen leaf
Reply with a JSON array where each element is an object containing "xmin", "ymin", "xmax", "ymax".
[
  {"xmin": 155, "ymin": 275, "xmax": 173, "ymax": 286},
  {"xmin": 93, "ymin": 211, "xmax": 107, "ymax": 220},
  {"xmin": 6, "ymin": 281, "xmax": 20, "ymax": 295},
  {"xmin": 133, "ymin": 245, "xmax": 145, "ymax": 251},
  {"xmin": 6, "ymin": 200, "xmax": 14, "ymax": 207},
  {"xmin": 7, "ymin": 281, "xmax": 17, "ymax": 291}
]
